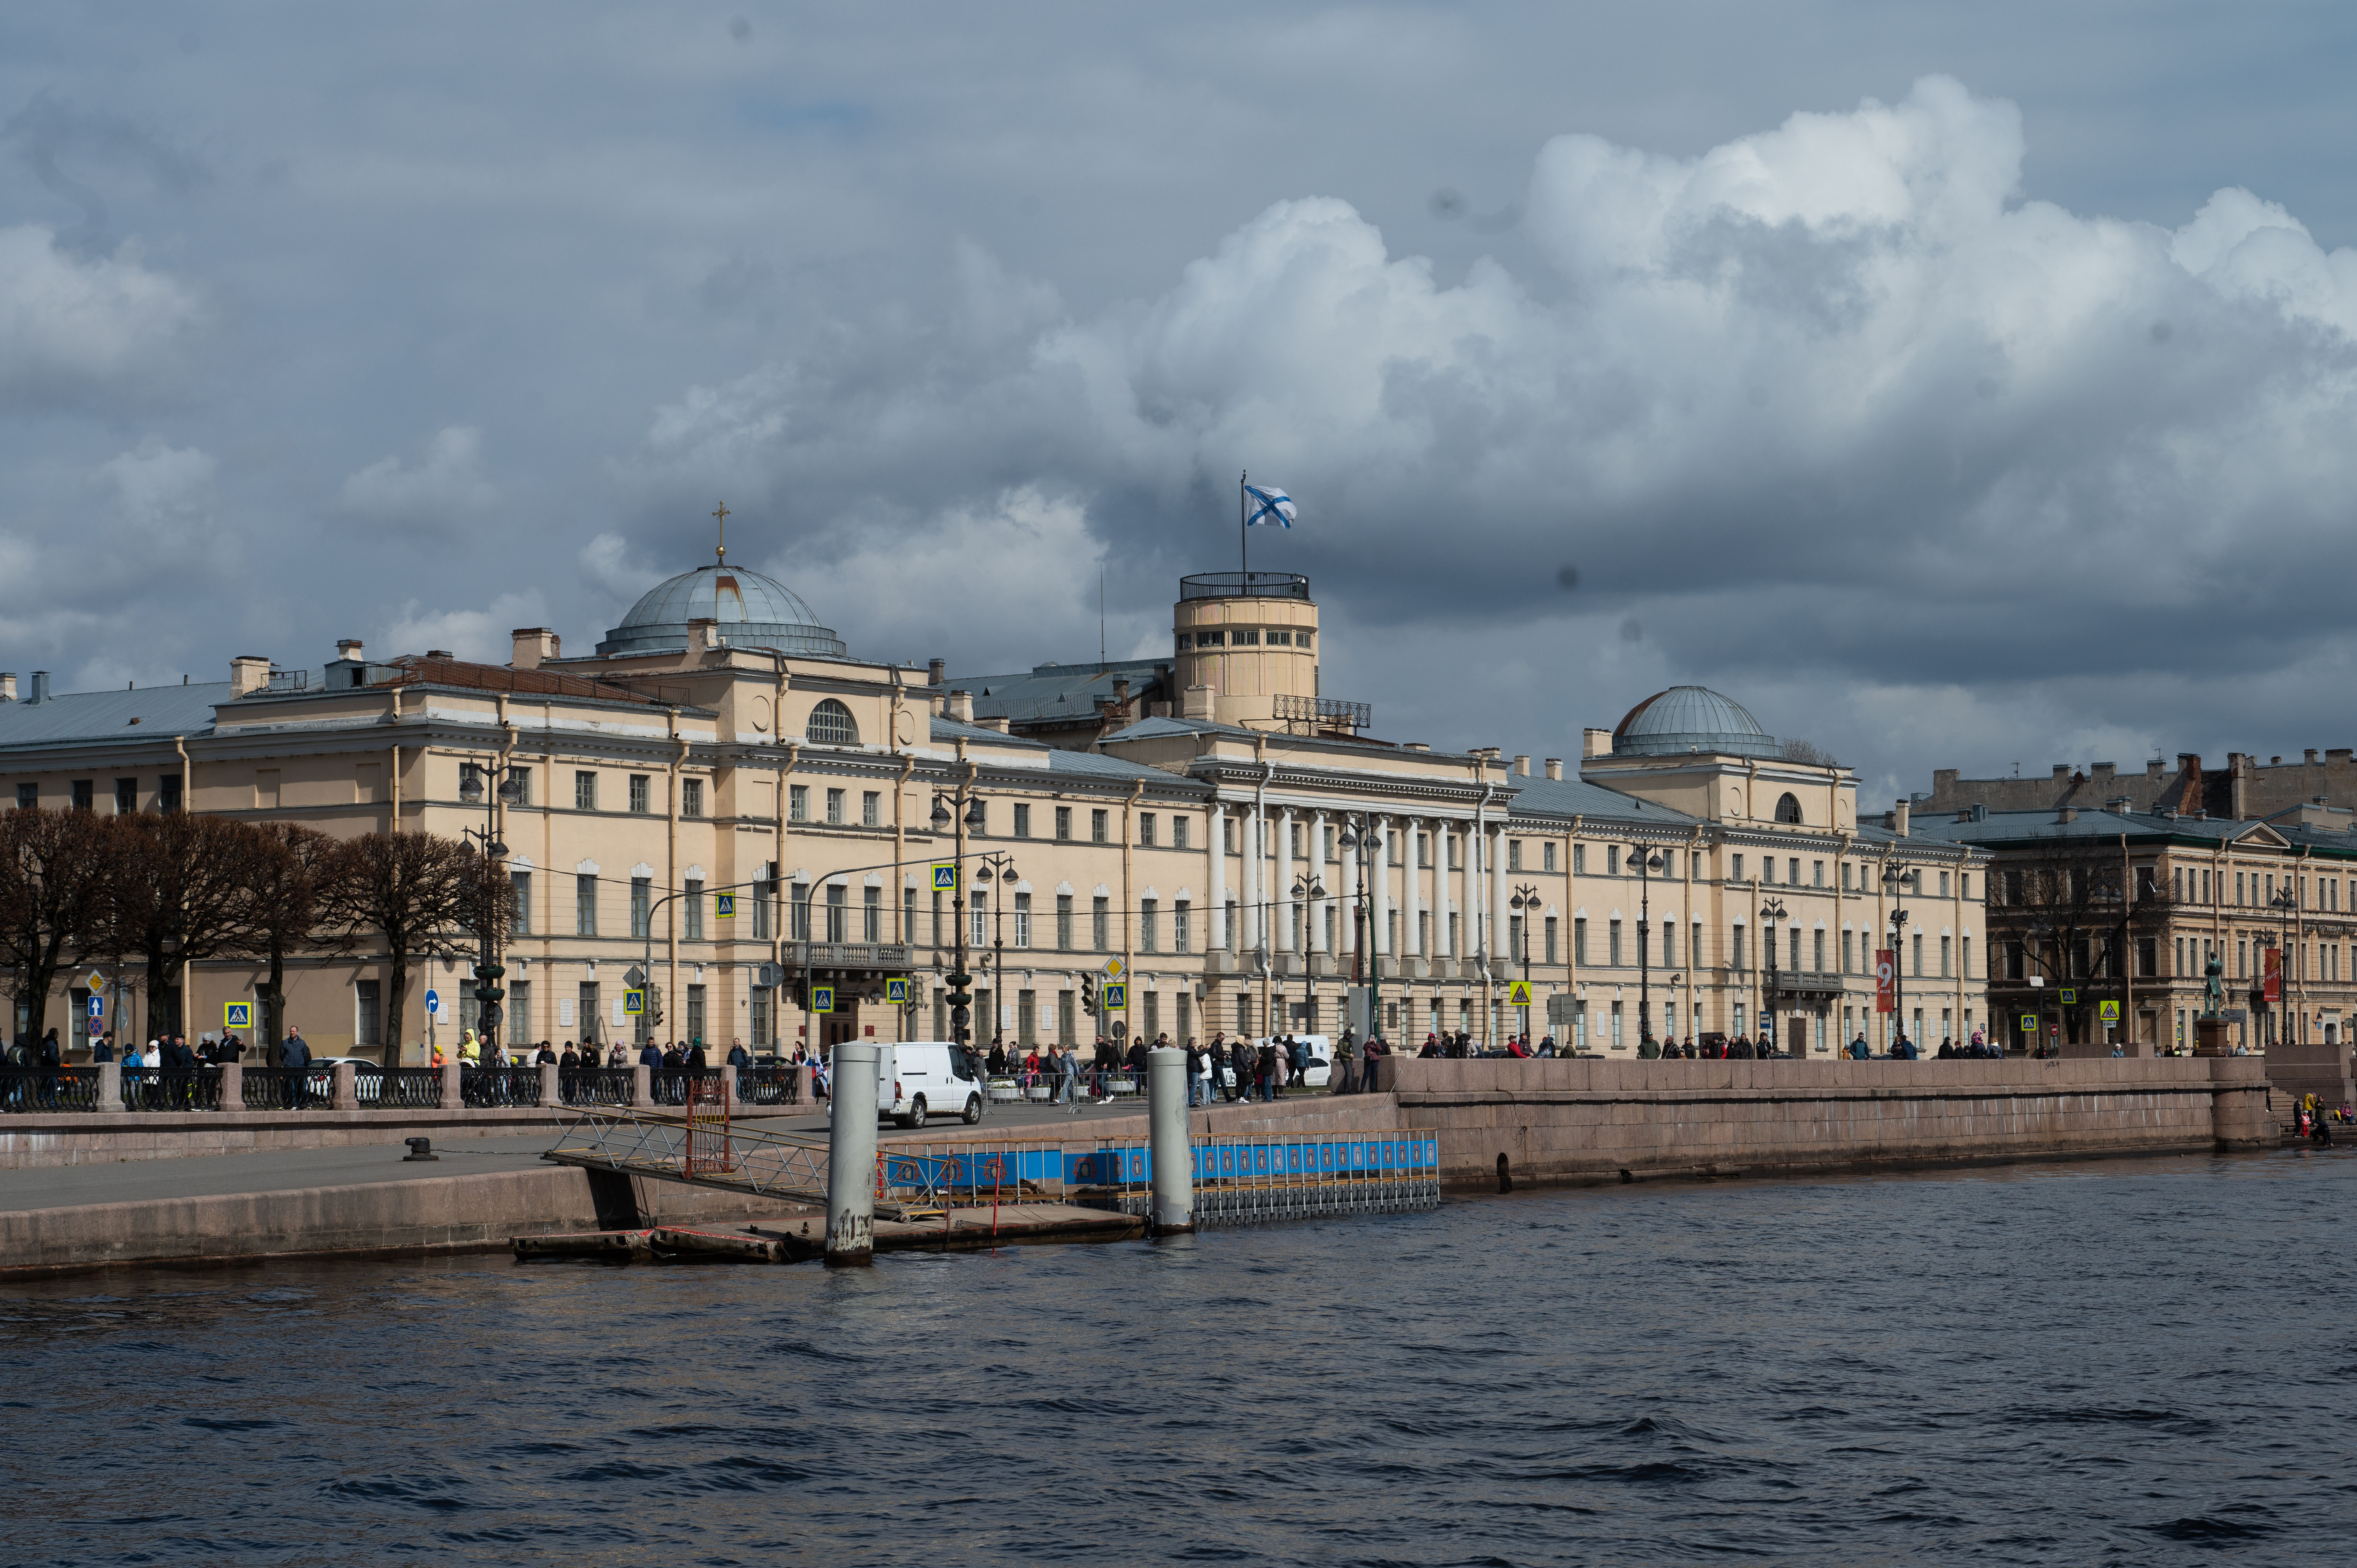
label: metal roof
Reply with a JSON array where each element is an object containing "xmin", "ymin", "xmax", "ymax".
[
  {"xmin": 0, "ymin": 682, "xmax": 227, "ymax": 750},
  {"xmin": 597, "ymin": 563, "xmax": 847, "ymax": 657},
  {"xmin": 1505, "ymin": 773, "xmax": 1697, "ymax": 824},
  {"xmin": 1611, "ymin": 685, "xmax": 1780, "ymax": 759},
  {"xmin": 959, "ymin": 660, "xmax": 1166, "ymax": 724}
]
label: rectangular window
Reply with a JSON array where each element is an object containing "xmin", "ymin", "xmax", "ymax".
[
  {"xmin": 13, "ymin": 782, "xmax": 33, "ymax": 808},
  {"xmin": 1813, "ymin": 860, "xmax": 1825, "ymax": 888},
  {"xmin": 578, "ymin": 982, "xmax": 603, "ymax": 1045},
  {"xmin": 1843, "ymin": 930, "xmax": 1855, "ymax": 973},
  {"xmin": 575, "ymin": 771, "xmax": 597, "ymax": 810},
  {"xmin": 1843, "ymin": 862, "xmax": 1854, "ymax": 892},
  {"xmin": 1054, "ymin": 894, "xmax": 1074, "ymax": 950},
  {"xmin": 631, "ymin": 878, "xmax": 651, "ymax": 939},
  {"xmin": 1912, "ymin": 933, "xmax": 1924, "ymax": 977},
  {"xmin": 1790, "ymin": 928, "xmax": 1802, "ymax": 973},
  {"xmin": 789, "ymin": 784, "xmax": 808, "ymax": 822},
  {"xmin": 826, "ymin": 884, "xmax": 847, "ymax": 943},
  {"xmin": 1140, "ymin": 813, "xmax": 1157, "ymax": 847},
  {"xmin": 1175, "ymin": 901, "xmax": 1191, "ymax": 954},
  {"xmin": 1448, "ymin": 913, "xmax": 1460, "ymax": 953},
  {"xmin": 862, "ymin": 791, "xmax": 881, "ymax": 828},
  {"xmin": 1938, "ymin": 870, "xmax": 1951, "ymax": 898},
  {"xmin": 1544, "ymin": 842, "xmax": 1557, "ymax": 872},
  {"xmin": 1451, "ymin": 837, "xmax": 1463, "ymax": 870},
  {"xmin": 1093, "ymin": 896, "xmax": 1110, "ymax": 952},
  {"xmin": 685, "ymin": 880, "xmax": 703, "ymax": 939},
  {"xmin": 903, "ymin": 887, "xmax": 915, "ymax": 943},
  {"xmin": 1053, "ymin": 805, "xmax": 1072, "ymax": 841},
  {"xmin": 681, "ymin": 778, "xmax": 703, "ymax": 818},
  {"xmin": 159, "ymin": 773, "xmax": 181, "ymax": 812},
  {"xmin": 355, "ymin": 980, "xmax": 381, "ymax": 1050},
  {"xmin": 826, "ymin": 788, "xmax": 845, "ymax": 825},
  {"xmin": 1940, "ymin": 935, "xmax": 1952, "ymax": 978},
  {"xmin": 1509, "ymin": 916, "xmax": 1524, "ymax": 962},
  {"xmin": 1960, "ymin": 873, "xmax": 1970, "ymax": 902},
  {"xmin": 1173, "ymin": 816, "xmax": 1190, "ymax": 851},
  {"xmin": 686, "ymin": 984, "xmax": 705, "ymax": 1044},
  {"xmin": 1014, "ymin": 803, "xmax": 1032, "ymax": 838},
  {"xmin": 1611, "ymin": 1001, "xmax": 1624, "ymax": 1052},
  {"xmin": 971, "ymin": 893, "xmax": 987, "ymax": 948},
  {"xmin": 1574, "ymin": 918, "xmax": 1587, "ymax": 966},
  {"xmin": 866, "ymin": 886, "xmax": 883, "ymax": 943},
  {"xmin": 1787, "ymin": 857, "xmax": 1800, "ymax": 884},
  {"xmin": 1663, "ymin": 923, "xmax": 1677, "ymax": 968},
  {"xmin": 1732, "ymin": 926, "xmax": 1747, "ymax": 970},
  {"xmin": 628, "ymin": 775, "xmax": 650, "ymax": 814},
  {"xmin": 114, "ymin": 777, "xmax": 136, "ymax": 813},
  {"xmin": 1609, "ymin": 919, "xmax": 1623, "ymax": 967},
  {"xmin": 1227, "ymin": 900, "xmax": 1240, "ymax": 952},
  {"xmin": 511, "ymin": 871, "xmax": 532, "ymax": 936},
  {"xmin": 1731, "ymin": 853, "xmax": 1744, "ymax": 881},
  {"xmin": 1092, "ymin": 809, "xmax": 1109, "ymax": 844},
  {"xmin": 1814, "ymin": 929, "xmax": 1825, "ymax": 971},
  {"xmin": 1141, "ymin": 898, "xmax": 1159, "ymax": 953},
  {"xmin": 1545, "ymin": 916, "xmax": 1558, "ymax": 964},
  {"xmin": 576, "ymin": 875, "xmax": 598, "ymax": 936},
  {"xmin": 1573, "ymin": 843, "xmax": 1586, "ymax": 874},
  {"xmin": 1509, "ymin": 839, "xmax": 1523, "ymax": 871},
  {"xmin": 1323, "ymin": 825, "xmax": 1337, "ymax": 862}
]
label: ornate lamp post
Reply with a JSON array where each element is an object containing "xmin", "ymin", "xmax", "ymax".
[
  {"xmin": 2269, "ymin": 883, "xmax": 2299, "ymax": 1049},
  {"xmin": 1337, "ymin": 813, "xmax": 1385, "ymax": 1042},
  {"xmin": 1758, "ymin": 896, "xmax": 1785, "ymax": 1051},
  {"xmin": 457, "ymin": 761, "xmax": 524, "ymax": 1055},
  {"xmin": 1624, "ymin": 844, "xmax": 1666, "ymax": 1049},
  {"xmin": 1288, "ymin": 869, "xmax": 1325, "ymax": 1038},
  {"xmin": 975, "ymin": 850, "xmax": 1018, "ymax": 1048},
  {"xmin": 928, "ymin": 788, "xmax": 989, "ymax": 1046},
  {"xmin": 1509, "ymin": 883, "xmax": 1539, "ymax": 1042},
  {"xmin": 1883, "ymin": 861, "xmax": 1918, "ymax": 1052}
]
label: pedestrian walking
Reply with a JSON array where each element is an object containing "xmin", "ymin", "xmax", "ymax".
[{"xmin": 279, "ymin": 1024, "xmax": 313, "ymax": 1110}]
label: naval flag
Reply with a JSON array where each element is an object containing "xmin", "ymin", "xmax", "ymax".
[{"xmin": 1243, "ymin": 484, "xmax": 1296, "ymax": 528}]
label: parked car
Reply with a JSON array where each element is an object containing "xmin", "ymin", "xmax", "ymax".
[
  {"xmin": 833, "ymin": 1042, "xmax": 985, "ymax": 1128},
  {"xmin": 1218, "ymin": 1036, "xmax": 1332, "ymax": 1091}
]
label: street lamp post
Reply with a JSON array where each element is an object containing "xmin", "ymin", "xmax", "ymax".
[
  {"xmin": 1288, "ymin": 870, "xmax": 1325, "ymax": 1041},
  {"xmin": 457, "ymin": 761, "xmax": 524, "ymax": 1057},
  {"xmin": 1882, "ymin": 861, "xmax": 1918, "ymax": 1053},
  {"xmin": 1624, "ymin": 844, "xmax": 1666, "ymax": 1050},
  {"xmin": 976, "ymin": 850, "xmax": 1018, "ymax": 1050},
  {"xmin": 1509, "ymin": 883, "xmax": 1539, "ymax": 1043},
  {"xmin": 1758, "ymin": 897, "xmax": 1786, "ymax": 1052},
  {"xmin": 928, "ymin": 786, "xmax": 989, "ymax": 1049},
  {"xmin": 2269, "ymin": 884, "xmax": 2299, "ymax": 1048},
  {"xmin": 1337, "ymin": 813, "xmax": 1385, "ymax": 1044}
]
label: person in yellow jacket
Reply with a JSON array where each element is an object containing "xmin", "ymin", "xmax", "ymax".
[{"xmin": 458, "ymin": 1029, "xmax": 480, "ymax": 1066}]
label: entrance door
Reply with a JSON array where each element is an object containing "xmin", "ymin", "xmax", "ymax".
[{"xmin": 821, "ymin": 1000, "xmax": 864, "ymax": 1054}]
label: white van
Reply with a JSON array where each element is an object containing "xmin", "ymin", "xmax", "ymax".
[
  {"xmin": 836, "ymin": 1041, "xmax": 984, "ymax": 1128},
  {"xmin": 1219, "ymin": 1035, "xmax": 1334, "ymax": 1091}
]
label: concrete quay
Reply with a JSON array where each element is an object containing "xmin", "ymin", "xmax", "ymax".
[{"xmin": 1378, "ymin": 1054, "xmax": 2277, "ymax": 1190}]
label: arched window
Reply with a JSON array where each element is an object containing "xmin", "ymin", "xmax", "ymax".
[
  {"xmin": 1775, "ymin": 791, "xmax": 1803, "ymax": 825},
  {"xmin": 807, "ymin": 699, "xmax": 859, "ymax": 747}
]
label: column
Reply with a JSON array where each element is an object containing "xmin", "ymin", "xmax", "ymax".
[
  {"xmin": 1276, "ymin": 806, "xmax": 1294, "ymax": 953},
  {"xmin": 1245, "ymin": 801, "xmax": 1263, "ymax": 957},
  {"xmin": 1210, "ymin": 803, "xmax": 1228, "ymax": 954},
  {"xmin": 1373, "ymin": 816, "xmax": 1393, "ymax": 961},
  {"xmin": 1313, "ymin": 810, "xmax": 1331, "ymax": 954},
  {"xmin": 1403, "ymin": 818, "xmax": 1421, "ymax": 966},
  {"xmin": 1490, "ymin": 825, "xmax": 1509, "ymax": 972}
]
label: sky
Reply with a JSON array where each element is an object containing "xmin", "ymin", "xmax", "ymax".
[{"xmin": 7, "ymin": 4, "xmax": 2357, "ymax": 807}]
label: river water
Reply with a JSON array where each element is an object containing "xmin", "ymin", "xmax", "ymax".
[{"xmin": 7, "ymin": 1150, "xmax": 2356, "ymax": 1566}]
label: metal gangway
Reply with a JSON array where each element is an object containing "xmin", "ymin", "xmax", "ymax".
[{"xmin": 542, "ymin": 1104, "xmax": 853, "ymax": 1211}]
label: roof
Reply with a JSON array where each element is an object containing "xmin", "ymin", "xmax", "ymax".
[
  {"xmin": 958, "ymin": 660, "xmax": 1166, "ymax": 724},
  {"xmin": 1611, "ymin": 685, "xmax": 1779, "ymax": 760},
  {"xmin": 1505, "ymin": 772, "xmax": 1697, "ymax": 824},
  {"xmin": 1099, "ymin": 715, "xmax": 1260, "ymax": 743},
  {"xmin": 1903, "ymin": 806, "xmax": 2336, "ymax": 852},
  {"xmin": 597, "ymin": 562, "xmax": 846, "ymax": 658},
  {"xmin": 1046, "ymin": 749, "xmax": 1210, "ymax": 789},
  {"xmin": 0, "ymin": 682, "xmax": 227, "ymax": 750},
  {"xmin": 930, "ymin": 716, "xmax": 1048, "ymax": 749}
]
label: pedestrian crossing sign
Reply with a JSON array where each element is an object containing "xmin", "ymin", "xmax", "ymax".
[
  {"xmin": 624, "ymin": 989, "xmax": 646, "ymax": 1015},
  {"xmin": 716, "ymin": 893, "xmax": 735, "ymax": 919},
  {"xmin": 2059, "ymin": 988, "xmax": 2077, "ymax": 1005},
  {"xmin": 1506, "ymin": 981, "xmax": 1533, "ymax": 1008},
  {"xmin": 224, "ymin": 1002, "xmax": 251, "ymax": 1030},
  {"xmin": 811, "ymin": 985, "xmax": 835, "ymax": 1014},
  {"xmin": 884, "ymin": 978, "xmax": 909, "ymax": 1004},
  {"xmin": 1103, "ymin": 982, "xmax": 1127, "ymax": 1010},
  {"xmin": 2099, "ymin": 999, "xmax": 2120, "ymax": 1023},
  {"xmin": 2020, "ymin": 1014, "xmax": 2037, "ymax": 1034},
  {"xmin": 933, "ymin": 862, "xmax": 958, "ymax": 892}
]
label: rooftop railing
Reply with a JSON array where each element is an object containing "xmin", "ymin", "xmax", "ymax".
[{"xmin": 1179, "ymin": 572, "xmax": 1312, "ymax": 602}]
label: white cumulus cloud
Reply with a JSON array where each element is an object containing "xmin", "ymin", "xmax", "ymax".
[
  {"xmin": 0, "ymin": 224, "xmax": 203, "ymax": 410},
  {"xmin": 336, "ymin": 426, "xmax": 496, "ymax": 534}
]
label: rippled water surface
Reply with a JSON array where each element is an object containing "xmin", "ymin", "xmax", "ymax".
[{"xmin": 9, "ymin": 1151, "xmax": 2357, "ymax": 1566}]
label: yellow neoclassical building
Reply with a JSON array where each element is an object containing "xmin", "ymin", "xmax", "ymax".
[{"xmin": 0, "ymin": 554, "xmax": 1989, "ymax": 1061}]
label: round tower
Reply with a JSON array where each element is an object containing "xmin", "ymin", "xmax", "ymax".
[{"xmin": 1171, "ymin": 572, "xmax": 1320, "ymax": 729}]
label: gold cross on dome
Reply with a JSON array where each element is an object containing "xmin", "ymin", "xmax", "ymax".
[{"xmin": 713, "ymin": 501, "xmax": 730, "ymax": 562}]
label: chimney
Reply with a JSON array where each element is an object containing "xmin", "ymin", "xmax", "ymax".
[
  {"xmin": 1183, "ymin": 684, "xmax": 1216, "ymax": 722},
  {"xmin": 28, "ymin": 671, "xmax": 51, "ymax": 705},
  {"xmin": 2146, "ymin": 759, "xmax": 2164, "ymax": 779},
  {"xmin": 1893, "ymin": 798, "xmax": 1910, "ymax": 837},
  {"xmin": 230, "ymin": 656, "xmax": 271, "ymax": 697},
  {"xmin": 2307, "ymin": 749, "xmax": 2320, "ymax": 766},
  {"xmin": 509, "ymin": 628, "xmax": 559, "ymax": 669},
  {"xmin": 948, "ymin": 689, "xmax": 975, "ymax": 724},
  {"xmin": 1404, "ymin": 742, "xmax": 1430, "ymax": 752},
  {"xmin": 2051, "ymin": 764, "xmax": 2071, "ymax": 782},
  {"xmin": 927, "ymin": 657, "xmax": 946, "ymax": 687},
  {"xmin": 1544, "ymin": 758, "xmax": 1563, "ymax": 780},
  {"xmin": 336, "ymin": 639, "xmax": 364, "ymax": 662},
  {"xmin": 2057, "ymin": 805, "xmax": 2077, "ymax": 823},
  {"xmin": 1582, "ymin": 727, "xmax": 1613, "ymax": 759},
  {"xmin": 427, "ymin": 649, "xmax": 456, "ymax": 662},
  {"xmin": 1113, "ymin": 678, "xmax": 1131, "ymax": 708},
  {"xmin": 1513, "ymin": 755, "xmax": 1531, "ymax": 776},
  {"xmin": 981, "ymin": 716, "xmax": 1012, "ymax": 733},
  {"xmin": 0, "ymin": 673, "xmax": 13, "ymax": 702}
]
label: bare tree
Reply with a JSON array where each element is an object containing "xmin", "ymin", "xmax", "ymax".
[
  {"xmin": 0, "ymin": 807, "xmax": 114, "ymax": 1047},
  {"xmin": 247, "ymin": 824, "xmax": 353, "ymax": 1051},
  {"xmin": 102, "ymin": 814, "xmax": 275, "ymax": 1040},
  {"xmin": 1990, "ymin": 837, "xmax": 2176, "ymax": 1044},
  {"xmin": 320, "ymin": 833, "xmax": 512, "ymax": 1056},
  {"xmin": 1781, "ymin": 738, "xmax": 1838, "ymax": 767}
]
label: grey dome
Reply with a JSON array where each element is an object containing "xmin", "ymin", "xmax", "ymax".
[
  {"xmin": 1612, "ymin": 686, "xmax": 1779, "ymax": 759},
  {"xmin": 595, "ymin": 563, "xmax": 848, "ymax": 658}
]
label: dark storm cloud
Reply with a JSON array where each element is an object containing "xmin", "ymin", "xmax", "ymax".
[{"xmin": 7, "ymin": 5, "xmax": 2357, "ymax": 795}]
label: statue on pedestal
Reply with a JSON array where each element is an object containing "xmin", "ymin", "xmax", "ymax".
[{"xmin": 2202, "ymin": 952, "xmax": 2225, "ymax": 1018}]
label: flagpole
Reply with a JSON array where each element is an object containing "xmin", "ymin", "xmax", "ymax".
[{"xmin": 1239, "ymin": 470, "xmax": 1248, "ymax": 582}]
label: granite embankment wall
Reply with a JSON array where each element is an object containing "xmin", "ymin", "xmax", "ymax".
[{"xmin": 1376, "ymin": 1056, "xmax": 2277, "ymax": 1190}]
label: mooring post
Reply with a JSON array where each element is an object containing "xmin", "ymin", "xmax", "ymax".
[
  {"xmin": 826, "ymin": 1041, "xmax": 879, "ymax": 1264},
  {"xmin": 1148, "ymin": 1045, "xmax": 1194, "ymax": 1234}
]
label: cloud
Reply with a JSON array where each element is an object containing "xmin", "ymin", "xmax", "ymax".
[
  {"xmin": 380, "ymin": 589, "xmax": 550, "ymax": 665},
  {"xmin": 0, "ymin": 224, "xmax": 203, "ymax": 410},
  {"xmin": 335, "ymin": 427, "xmax": 496, "ymax": 534},
  {"xmin": 627, "ymin": 75, "xmax": 2357, "ymax": 783},
  {"xmin": 101, "ymin": 437, "xmax": 215, "ymax": 524}
]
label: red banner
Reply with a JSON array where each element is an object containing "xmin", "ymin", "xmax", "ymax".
[
  {"xmin": 1875, "ymin": 949, "xmax": 1896, "ymax": 1013},
  {"xmin": 2263, "ymin": 946, "xmax": 2282, "ymax": 1005}
]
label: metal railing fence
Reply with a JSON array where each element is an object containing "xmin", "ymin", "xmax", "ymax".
[
  {"xmin": 243, "ymin": 1067, "xmax": 334, "ymax": 1111},
  {"xmin": 0, "ymin": 1066, "xmax": 104, "ymax": 1113},
  {"xmin": 121, "ymin": 1068, "xmax": 224, "ymax": 1112}
]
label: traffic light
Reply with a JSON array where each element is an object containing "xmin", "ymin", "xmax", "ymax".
[{"xmin": 1081, "ymin": 974, "xmax": 1097, "ymax": 1016}]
